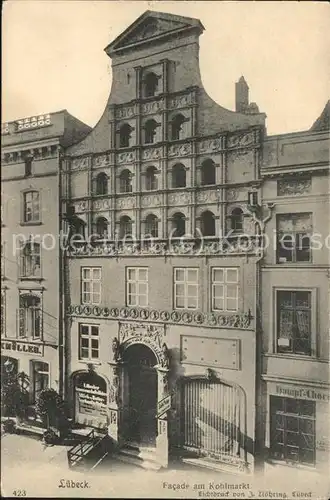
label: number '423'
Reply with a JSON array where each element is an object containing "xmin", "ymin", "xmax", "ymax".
[{"xmin": 13, "ymin": 491, "xmax": 26, "ymax": 497}]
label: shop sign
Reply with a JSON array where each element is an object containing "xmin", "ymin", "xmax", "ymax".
[
  {"xmin": 1, "ymin": 339, "xmax": 43, "ymax": 356},
  {"xmin": 275, "ymin": 385, "xmax": 329, "ymax": 402},
  {"xmin": 157, "ymin": 394, "xmax": 171, "ymax": 417},
  {"xmin": 76, "ymin": 382, "xmax": 108, "ymax": 419}
]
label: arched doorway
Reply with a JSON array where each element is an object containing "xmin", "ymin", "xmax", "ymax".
[{"xmin": 123, "ymin": 343, "xmax": 158, "ymax": 445}]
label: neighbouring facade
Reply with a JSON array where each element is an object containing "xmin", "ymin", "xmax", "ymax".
[
  {"xmin": 259, "ymin": 102, "xmax": 330, "ymax": 476},
  {"xmin": 62, "ymin": 10, "xmax": 268, "ymax": 473},
  {"xmin": 1, "ymin": 111, "xmax": 90, "ymax": 420}
]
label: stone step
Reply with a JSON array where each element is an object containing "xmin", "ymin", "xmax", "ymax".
[
  {"xmin": 114, "ymin": 452, "xmax": 161, "ymax": 471},
  {"xmin": 182, "ymin": 457, "xmax": 249, "ymax": 475}
]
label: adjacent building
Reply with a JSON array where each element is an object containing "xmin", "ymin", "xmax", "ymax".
[{"xmin": 1, "ymin": 111, "xmax": 90, "ymax": 417}]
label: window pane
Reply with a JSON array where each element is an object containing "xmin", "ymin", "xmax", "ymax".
[
  {"xmin": 286, "ymin": 398, "xmax": 299, "ymax": 414},
  {"xmin": 187, "ymin": 296, "xmax": 197, "ymax": 309},
  {"xmin": 213, "ymin": 268, "xmax": 224, "ymax": 282},
  {"xmin": 286, "ymin": 416, "xmax": 299, "ymax": 432},
  {"xmin": 138, "ymin": 283, "xmax": 147, "ymax": 296},
  {"xmin": 300, "ymin": 400, "xmax": 315, "ymax": 417},
  {"xmin": 226, "ymin": 284, "xmax": 238, "ymax": 299},
  {"xmin": 139, "ymin": 295, "xmax": 147, "ymax": 307},
  {"xmin": 128, "ymin": 268, "xmax": 136, "ymax": 281},
  {"xmin": 226, "ymin": 269, "xmax": 238, "ymax": 283},
  {"xmin": 91, "ymin": 326, "xmax": 98, "ymax": 336},
  {"xmin": 213, "ymin": 284, "xmax": 224, "ymax": 298},
  {"xmin": 81, "ymin": 338, "xmax": 89, "ymax": 347},
  {"xmin": 138, "ymin": 269, "xmax": 147, "ymax": 281},
  {"xmin": 128, "ymin": 283, "xmax": 136, "ymax": 295},
  {"xmin": 175, "ymin": 269, "xmax": 185, "ymax": 282},
  {"xmin": 213, "ymin": 297, "xmax": 224, "ymax": 310},
  {"xmin": 187, "ymin": 269, "xmax": 198, "ymax": 283},
  {"xmin": 187, "ymin": 285, "xmax": 197, "ymax": 297},
  {"xmin": 175, "ymin": 284, "xmax": 185, "ymax": 296},
  {"xmin": 81, "ymin": 325, "xmax": 89, "ymax": 335},
  {"xmin": 91, "ymin": 339, "xmax": 98, "ymax": 348},
  {"xmin": 226, "ymin": 298, "xmax": 238, "ymax": 311},
  {"xmin": 175, "ymin": 296, "xmax": 185, "ymax": 308},
  {"xmin": 82, "ymin": 268, "xmax": 90, "ymax": 279},
  {"xmin": 91, "ymin": 349, "xmax": 99, "ymax": 359},
  {"xmin": 92, "ymin": 268, "xmax": 101, "ymax": 280},
  {"xmin": 81, "ymin": 348, "xmax": 89, "ymax": 359}
]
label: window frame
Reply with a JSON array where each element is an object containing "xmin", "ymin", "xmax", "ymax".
[
  {"xmin": 81, "ymin": 267, "xmax": 102, "ymax": 305},
  {"xmin": 173, "ymin": 267, "xmax": 199, "ymax": 311},
  {"xmin": 276, "ymin": 213, "xmax": 312, "ymax": 264},
  {"xmin": 269, "ymin": 396, "xmax": 316, "ymax": 467},
  {"xmin": 275, "ymin": 289, "xmax": 313, "ymax": 357},
  {"xmin": 126, "ymin": 267, "xmax": 149, "ymax": 308},
  {"xmin": 22, "ymin": 190, "xmax": 41, "ymax": 224},
  {"xmin": 18, "ymin": 293, "xmax": 42, "ymax": 340},
  {"xmin": 20, "ymin": 241, "xmax": 42, "ymax": 279},
  {"xmin": 78, "ymin": 323, "xmax": 100, "ymax": 361},
  {"xmin": 31, "ymin": 360, "xmax": 49, "ymax": 403},
  {"xmin": 211, "ymin": 267, "xmax": 239, "ymax": 312}
]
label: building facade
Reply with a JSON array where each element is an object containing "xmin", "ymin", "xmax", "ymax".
[
  {"xmin": 62, "ymin": 10, "xmax": 268, "ymax": 473},
  {"xmin": 1, "ymin": 111, "xmax": 90, "ymax": 418},
  {"xmin": 259, "ymin": 104, "xmax": 330, "ymax": 476}
]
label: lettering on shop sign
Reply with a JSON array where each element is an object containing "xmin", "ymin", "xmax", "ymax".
[
  {"xmin": 275, "ymin": 385, "xmax": 330, "ymax": 402},
  {"xmin": 157, "ymin": 395, "xmax": 171, "ymax": 418},
  {"xmin": 76, "ymin": 384, "xmax": 108, "ymax": 419},
  {"xmin": 1, "ymin": 340, "xmax": 43, "ymax": 356}
]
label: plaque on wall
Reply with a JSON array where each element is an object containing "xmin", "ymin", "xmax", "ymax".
[{"xmin": 180, "ymin": 335, "xmax": 240, "ymax": 370}]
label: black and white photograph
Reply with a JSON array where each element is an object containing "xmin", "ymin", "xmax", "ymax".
[{"xmin": 1, "ymin": 1, "xmax": 329, "ymax": 498}]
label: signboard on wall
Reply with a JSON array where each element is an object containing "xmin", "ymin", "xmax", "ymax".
[
  {"xmin": 181, "ymin": 335, "xmax": 240, "ymax": 370},
  {"xmin": 75, "ymin": 378, "xmax": 108, "ymax": 428},
  {"xmin": 157, "ymin": 395, "xmax": 171, "ymax": 417},
  {"xmin": 274, "ymin": 384, "xmax": 329, "ymax": 402},
  {"xmin": 1, "ymin": 339, "xmax": 44, "ymax": 356}
]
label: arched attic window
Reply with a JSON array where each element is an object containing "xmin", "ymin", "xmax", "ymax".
[
  {"xmin": 170, "ymin": 114, "xmax": 186, "ymax": 141},
  {"xmin": 95, "ymin": 217, "xmax": 108, "ymax": 239},
  {"xmin": 144, "ymin": 72, "xmax": 159, "ymax": 97},
  {"xmin": 200, "ymin": 210, "xmax": 216, "ymax": 237},
  {"xmin": 201, "ymin": 159, "xmax": 216, "ymax": 186},
  {"xmin": 144, "ymin": 119, "xmax": 158, "ymax": 144},
  {"xmin": 231, "ymin": 208, "xmax": 244, "ymax": 234},
  {"xmin": 172, "ymin": 163, "xmax": 186, "ymax": 188},
  {"xmin": 145, "ymin": 166, "xmax": 158, "ymax": 191},
  {"xmin": 119, "ymin": 123, "xmax": 132, "ymax": 148},
  {"xmin": 95, "ymin": 172, "xmax": 108, "ymax": 195},
  {"xmin": 145, "ymin": 214, "xmax": 158, "ymax": 238},
  {"xmin": 119, "ymin": 169, "xmax": 132, "ymax": 193},
  {"xmin": 172, "ymin": 212, "xmax": 186, "ymax": 238},
  {"xmin": 119, "ymin": 215, "xmax": 133, "ymax": 239}
]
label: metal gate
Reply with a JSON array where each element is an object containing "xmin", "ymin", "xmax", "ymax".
[{"xmin": 181, "ymin": 378, "xmax": 245, "ymax": 462}]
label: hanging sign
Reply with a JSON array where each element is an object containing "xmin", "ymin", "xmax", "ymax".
[{"xmin": 157, "ymin": 394, "xmax": 171, "ymax": 417}]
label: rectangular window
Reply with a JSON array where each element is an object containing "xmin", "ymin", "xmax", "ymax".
[
  {"xmin": 211, "ymin": 267, "xmax": 239, "ymax": 312},
  {"xmin": 277, "ymin": 290, "xmax": 311, "ymax": 355},
  {"xmin": 277, "ymin": 213, "xmax": 312, "ymax": 263},
  {"xmin": 174, "ymin": 268, "xmax": 198, "ymax": 310},
  {"xmin": 126, "ymin": 267, "xmax": 148, "ymax": 307},
  {"xmin": 23, "ymin": 191, "xmax": 40, "ymax": 223},
  {"xmin": 81, "ymin": 267, "xmax": 101, "ymax": 305},
  {"xmin": 18, "ymin": 295, "xmax": 42, "ymax": 339},
  {"xmin": 20, "ymin": 242, "xmax": 41, "ymax": 278},
  {"xmin": 270, "ymin": 396, "xmax": 316, "ymax": 466},
  {"xmin": 79, "ymin": 324, "xmax": 99, "ymax": 360},
  {"xmin": 32, "ymin": 361, "xmax": 49, "ymax": 403}
]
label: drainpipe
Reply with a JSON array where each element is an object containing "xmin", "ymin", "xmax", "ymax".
[{"xmin": 58, "ymin": 147, "xmax": 65, "ymax": 399}]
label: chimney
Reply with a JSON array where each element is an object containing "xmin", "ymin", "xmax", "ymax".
[{"xmin": 235, "ymin": 76, "xmax": 249, "ymax": 113}]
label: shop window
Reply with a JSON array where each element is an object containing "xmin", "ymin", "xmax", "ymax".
[
  {"xmin": 145, "ymin": 214, "xmax": 158, "ymax": 238},
  {"xmin": 277, "ymin": 290, "xmax": 311, "ymax": 355},
  {"xmin": 144, "ymin": 119, "xmax": 158, "ymax": 144},
  {"xmin": 32, "ymin": 361, "xmax": 49, "ymax": 404},
  {"xmin": 119, "ymin": 169, "xmax": 132, "ymax": 193},
  {"xmin": 200, "ymin": 210, "xmax": 216, "ymax": 237},
  {"xmin": 174, "ymin": 267, "xmax": 198, "ymax": 310},
  {"xmin": 201, "ymin": 159, "xmax": 216, "ymax": 186},
  {"xmin": 270, "ymin": 396, "xmax": 315, "ymax": 466},
  {"xmin": 23, "ymin": 191, "xmax": 40, "ymax": 223},
  {"xmin": 170, "ymin": 114, "xmax": 186, "ymax": 140},
  {"xmin": 81, "ymin": 267, "xmax": 101, "ymax": 305},
  {"xmin": 171, "ymin": 212, "xmax": 186, "ymax": 238},
  {"xmin": 211, "ymin": 268, "xmax": 239, "ymax": 312},
  {"xmin": 79, "ymin": 324, "xmax": 99, "ymax": 360},
  {"xmin": 95, "ymin": 172, "xmax": 108, "ymax": 195},
  {"xmin": 230, "ymin": 208, "xmax": 244, "ymax": 234},
  {"xmin": 119, "ymin": 123, "xmax": 132, "ymax": 148},
  {"xmin": 144, "ymin": 72, "xmax": 158, "ymax": 97},
  {"xmin": 126, "ymin": 267, "xmax": 148, "ymax": 307},
  {"xmin": 20, "ymin": 242, "xmax": 41, "ymax": 278},
  {"xmin": 277, "ymin": 213, "xmax": 312, "ymax": 263},
  {"xmin": 18, "ymin": 294, "xmax": 42, "ymax": 339},
  {"xmin": 145, "ymin": 166, "xmax": 158, "ymax": 191},
  {"xmin": 95, "ymin": 217, "xmax": 108, "ymax": 239},
  {"xmin": 172, "ymin": 163, "xmax": 186, "ymax": 188},
  {"xmin": 119, "ymin": 216, "xmax": 133, "ymax": 239}
]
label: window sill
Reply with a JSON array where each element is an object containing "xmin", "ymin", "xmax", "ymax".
[
  {"xmin": 276, "ymin": 261, "xmax": 313, "ymax": 266},
  {"xmin": 19, "ymin": 277, "xmax": 44, "ymax": 282},
  {"xmin": 20, "ymin": 221, "xmax": 43, "ymax": 227},
  {"xmin": 78, "ymin": 359, "xmax": 102, "ymax": 365},
  {"xmin": 264, "ymin": 353, "xmax": 320, "ymax": 362},
  {"xmin": 16, "ymin": 337, "xmax": 43, "ymax": 342}
]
